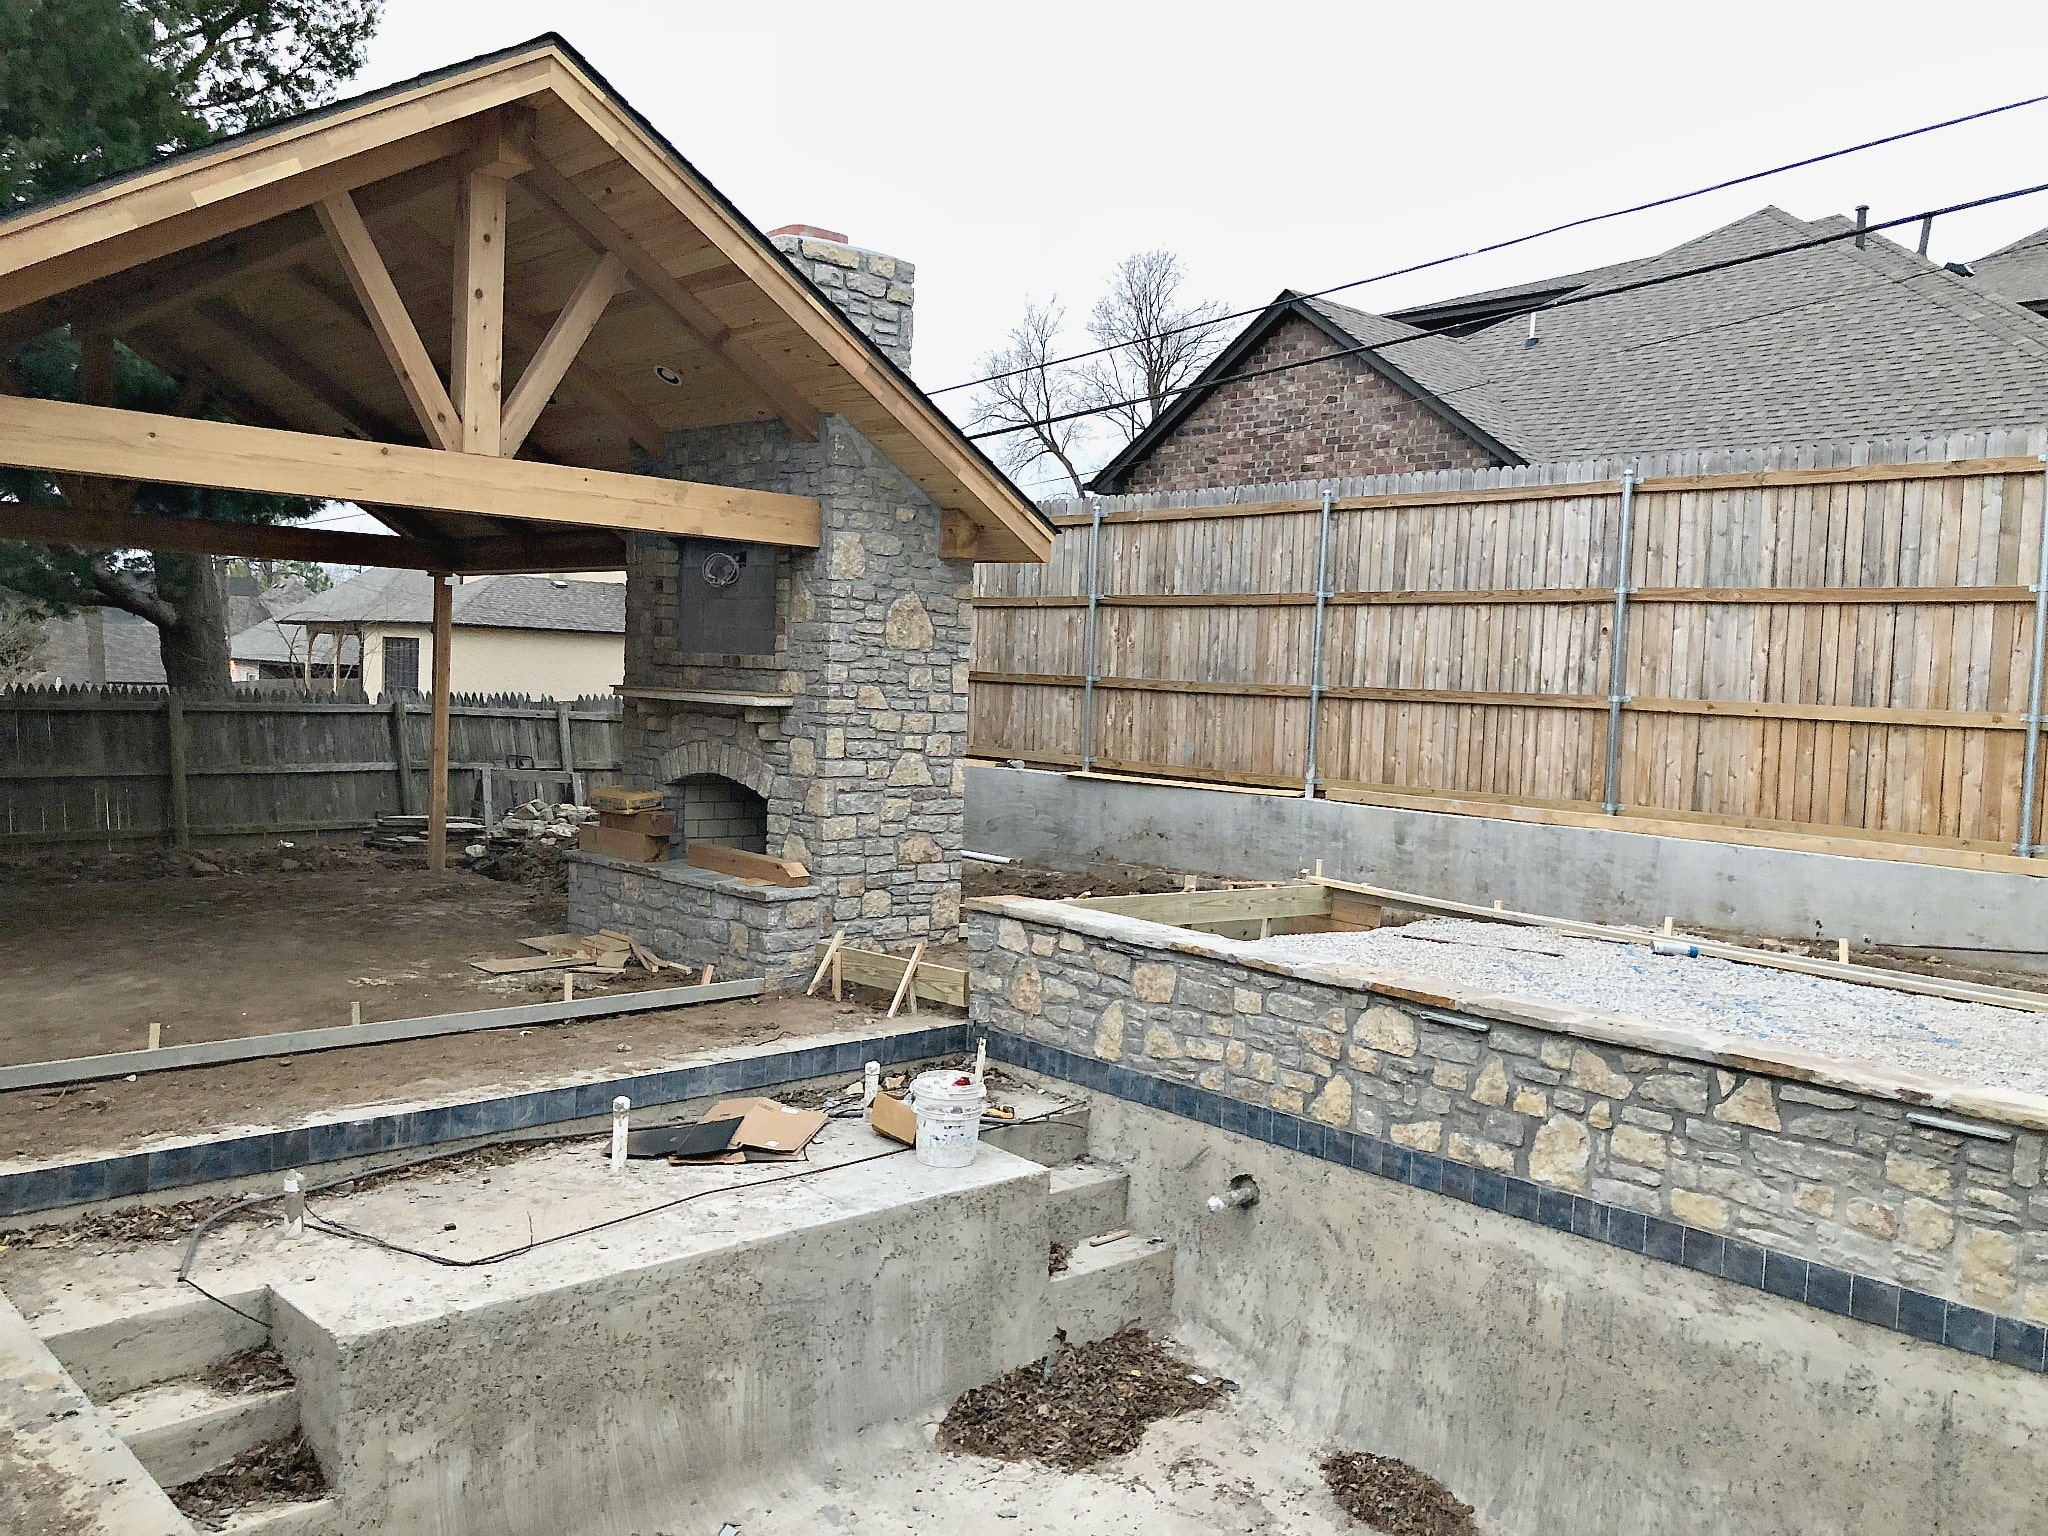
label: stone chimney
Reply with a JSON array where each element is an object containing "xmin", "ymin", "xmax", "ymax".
[{"xmin": 768, "ymin": 224, "xmax": 915, "ymax": 372}]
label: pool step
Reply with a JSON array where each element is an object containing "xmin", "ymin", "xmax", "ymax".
[
  {"xmin": 984, "ymin": 1108, "xmax": 1092, "ymax": 1167},
  {"xmin": 107, "ymin": 1377, "xmax": 301, "ymax": 1487},
  {"xmin": 41, "ymin": 1290, "xmax": 271, "ymax": 1402},
  {"xmin": 1049, "ymin": 1231, "xmax": 1175, "ymax": 1345},
  {"xmin": 1046, "ymin": 1164, "xmax": 1129, "ymax": 1248},
  {"xmin": 213, "ymin": 1495, "xmax": 340, "ymax": 1535}
]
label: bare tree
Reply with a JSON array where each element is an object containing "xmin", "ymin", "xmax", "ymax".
[
  {"xmin": 968, "ymin": 301, "xmax": 1092, "ymax": 498},
  {"xmin": 1077, "ymin": 251, "xmax": 1228, "ymax": 445}
]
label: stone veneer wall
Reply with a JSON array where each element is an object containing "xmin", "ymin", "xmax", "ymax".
[
  {"xmin": 567, "ymin": 855, "xmax": 822, "ymax": 987},
  {"xmin": 770, "ymin": 234, "xmax": 914, "ymax": 372},
  {"xmin": 967, "ymin": 894, "xmax": 2048, "ymax": 1327},
  {"xmin": 598, "ymin": 414, "xmax": 971, "ymax": 966}
]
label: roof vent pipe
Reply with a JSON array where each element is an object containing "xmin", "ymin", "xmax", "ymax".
[
  {"xmin": 1917, "ymin": 214, "xmax": 1934, "ymax": 257},
  {"xmin": 1854, "ymin": 205, "xmax": 1869, "ymax": 249},
  {"xmin": 1524, "ymin": 312, "xmax": 1541, "ymax": 349}
]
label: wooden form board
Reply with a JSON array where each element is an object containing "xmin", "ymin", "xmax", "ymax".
[
  {"xmin": 0, "ymin": 977, "xmax": 764, "ymax": 1092},
  {"xmin": 811, "ymin": 942, "xmax": 968, "ymax": 1008},
  {"xmin": 685, "ymin": 843, "xmax": 809, "ymax": 887},
  {"xmin": 971, "ymin": 438, "xmax": 2048, "ymax": 860}
]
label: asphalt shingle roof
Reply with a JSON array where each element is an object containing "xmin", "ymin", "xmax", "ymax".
[
  {"xmin": 280, "ymin": 570, "xmax": 625, "ymax": 633},
  {"xmin": 1971, "ymin": 224, "xmax": 2048, "ymax": 311}
]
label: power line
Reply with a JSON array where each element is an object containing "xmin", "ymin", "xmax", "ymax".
[
  {"xmin": 931, "ymin": 90, "xmax": 2048, "ymax": 399},
  {"xmin": 964, "ymin": 181, "xmax": 2048, "ymax": 445}
]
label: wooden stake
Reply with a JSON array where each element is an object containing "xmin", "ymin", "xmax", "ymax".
[
  {"xmin": 699, "ymin": 963, "xmax": 714, "ymax": 985},
  {"xmin": 350, "ymin": 1001, "xmax": 361, "ymax": 1027},
  {"xmin": 1837, "ymin": 937, "xmax": 1850, "ymax": 964},
  {"xmin": 1314, "ymin": 859, "xmax": 1324, "ymax": 878},
  {"xmin": 807, "ymin": 930, "xmax": 846, "ymax": 996},
  {"xmin": 427, "ymin": 571, "xmax": 452, "ymax": 870},
  {"xmin": 887, "ymin": 941, "xmax": 925, "ymax": 1020},
  {"xmin": 147, "ymin": 1021, "xmax": 161, "ymax": 1051},
  {"xmin": 563, "ymin": 973, "xmax": 574, "ymax": 1003},
  {"xmin": 832, "ymin": 948, "xmax": 842, "ymax": 1002},
  {"xmin": 1663, "ymin": 916, "xmax": 1675, "ymax": 936}
]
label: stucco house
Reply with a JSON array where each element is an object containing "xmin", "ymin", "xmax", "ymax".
[{"xmin": 267, "ymin": 568, "xmax": 624, "ymax": 697}]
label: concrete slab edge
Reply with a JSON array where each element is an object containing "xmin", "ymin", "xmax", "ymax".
[
  {"xmin": 984, "ymin": 1027, "xmax": 2048, "ymax": 1379},
  {"xmin": 0, "ymin": 1024, "xmax": 971, "ymax": 1219},
  {"xmin": 966, "ymin": 894, "xmax": 2048, "ymax": 1136}
]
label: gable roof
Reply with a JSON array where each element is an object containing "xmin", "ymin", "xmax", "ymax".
[
  {"xmin": 0, "ymin": 35, "xmax": 1051, "ymax": 562},
  {"xmin": 1098, "ymin": 206, "xmax": 2048, "ymax": 487},
  {"xmin": 1970, "ymin": 224, "xmax": 2048, "ymax": 314},
  {"xmin": 280, "ymin": 569, "xmax": 624, "ymax": 633}
]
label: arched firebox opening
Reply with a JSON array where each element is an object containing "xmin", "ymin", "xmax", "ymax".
[{"xmin": 675, "ymin": 772, "xmax": 767, "ymax": 854}]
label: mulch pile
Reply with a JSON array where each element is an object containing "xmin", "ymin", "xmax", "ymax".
[
  {"xmin": 1048, "ymin": 1240, "xmax": 1072, "ymax": 1275},
  {"xmin": 170, "ymin": 1432, "xmax": 326, "ymax": 1529},
  {"xmin": 939, "ymin": 1328, "xmax": 1224, "ymax": 1471},
  {"xmin": 1320, "ymin": 1449, "xmax": 1479, "ymax": 1536},
  {"xmin": 202, "ymin": 1344, "xmax": 295, "ymax": 1396}
]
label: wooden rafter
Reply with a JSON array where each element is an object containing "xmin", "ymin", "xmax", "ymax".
[
  {"xmin": 520, "ymin": 158, "xmax": 820, "ymax": 441},
  {"xmin": 0, "ymin": 393, "xmax": 821, "ymax": 545},
  {"xmin": 317, "ymin": 191, "xmax": 461, "ymax": 451},
  {"xmin": 193, "ymin": 296, "xmax": 414, "ymax": 442},
  {"xmin": 500, "ymin": 250, "xmax": 623, "ymax": 456}
]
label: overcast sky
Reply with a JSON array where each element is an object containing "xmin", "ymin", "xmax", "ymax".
[{"xmin": 347, "ymin": 0, "xmax": 2048, "ymax": 502}]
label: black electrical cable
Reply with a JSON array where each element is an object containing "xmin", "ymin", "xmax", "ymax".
[
  {"xmin": 929, "ymin": 89, "xmax": 2048, "ymax": 398},
  {"xmin": 965, "ymin": 180, "xmax": 2048, "ymax": 443}
]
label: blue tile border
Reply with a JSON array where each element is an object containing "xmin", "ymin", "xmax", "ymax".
[
  {"xmin": 0, "ymin": 1025, "xmax": 972, "ymax": 1219},
  {"xmin": 983, "ymin": 1028, "xmax": 2048, "ymax": 1378}
]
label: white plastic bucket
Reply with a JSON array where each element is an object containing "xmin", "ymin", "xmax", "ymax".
[{"xmin": 907, "ymin": 1070, "xmax": 986, "ymax": 1168}]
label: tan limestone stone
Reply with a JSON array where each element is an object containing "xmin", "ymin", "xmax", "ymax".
[
  {"xmin": 1959, "ymin": 1227, "xmax": 2019, "ymax": 1307},
  {"xmin": 1093, "ymin": 1001, "xmax": 1125, "ymax": 1060},
  {"xmin": 1009, "ymin": 964, "xmax": 1041, "ymax": 1015},
  {"xmin": 1470, "ymin": 1057, "xmax": 1510, "ymax": 1107},
  {"xmin": 1143, "ymin": 1026, "xmax": 1180, "ymax": 1059},
  {"xmin": 1185, "ymin": 1038, "xmax": 1227, "ymax": 1062},
  {"xmin": 996, "ymin": 920, "xmax": 1028, "ymax": 953},
  {"xmin": 898, "ymin": 832, "xmax": 943, "ymax": 865},
  {"xmin": 1432, "ymin": 1063, "xmax": 1470, "ymax": 1092},
  {"xmin": 934, "ymin": 888, "xmax": 965, "ymax": 934},
  {"xmin": 1570, "ymin": 1048, "xmax": 1632, "ymax": 1099},
  {"xmin": 2025, "ymin": 1287, "xmax": 2048, "ymax": 1325},
  {"xmin": 1609, "ymin": 1124, "xmax": 1667, "ymax": 1170},
  {"xmin": 1311, "ymin": 1076, "xmax": 1354, "ymax": 1127},
  {"xmin": 828, "ymin": 533, "xmax": 866, "ymax": 579},
  {"xmin": 1513, "ymin": 1088, "xmax": 1548, "ymax": 1119},
  {"xmin": 1391, "ymin": 1119, "xmax": 1442, "ymax": 1152},
  {"xmin": 1712, "ymin": 1077, "xmax": 1781, "ymax": 1131},
  {"xmin": 1540, "ymin": 1040, "xmax": 1574, "ymax": 1070},
  {"xmin": 1232, "ymin": 987, "xmax": 1264, "ymax": 1015},
  {"xmin": 1304, "ymin": 1030, "xmax": 1343, "ymax": 1060},
  {"xmin": 1794, "ymin": 1183, "xmax": 1836, "ymax": 1218},
  {"xmin": 1529, "ymin": 1115, "xmax": 1590, "ymax": 1189},
  {"xmin": 856, "ymin": 685, "xmax": 888, "ymax": 707},
  {"xmin": 1347, "ymin": 1045, "xmax": 1379, "ymax": 1074},
  {"xmin": 1029, "ymin": 935, "xmax": 1056, "ymax": 957},
  {"xmin": 1588, "ymin": 1101, "xmax": 1613, "ymax": 1131},
  {"xmin": 1901, "ymin": 1198, "xmax": 1955, "ymax": 1252},
  {"xmin": 1448, "ymin": 1133, "xmax": 1518, "ymax": 1173},
  {"xmin": 1845, "ymin": 1199, "xmax": 1898, "ymax": 1239},
  {"xmin": 886, "ymin": 752, "xmax": 934, "ymax": 787},
  {"xmin": 1225, "ymin": 1041, "xmax": 1248, "ymax": 1070},
  {"xmin": 884, "ymin": 593, "xmax": 934, "ymax": 650},
  {"xmin": 1132, "ymin": 963, "xmax": 1177, "ymax": 1004},
  {"xmin": 1252, "ymin": 1053, "xmax": 1276, "ymax": 1084},
  {"xmin": 1355, "ymin": 1006, "xmax": 1417, "ymax": 1056},
  {"xmin": 1670, "ymin": 1190, "xmax": 1731, "ymax": 1231},
  {"xmin": 789, "ymin": 738, "xmax": 816, "ymax": 776},
  {"xmin": 1199, "ymin": 1068, "xmax": 1227, "ymax": 1091},
  {"xmin": 859, "ymin": 890, "xmax": 892, "ymax": 917},
  {"xmin": 1886, "ymin": 1152, "xmax": 1953, "ymax": 1199},
  {"xmin": 1271, "ymin": 1089, "xmax": 1306, "ymax": 1114}
]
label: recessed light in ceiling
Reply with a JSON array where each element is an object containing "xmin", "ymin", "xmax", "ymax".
[{"xmin": 653, "ymin": 364, "xmax": 683, "ymax": 387}]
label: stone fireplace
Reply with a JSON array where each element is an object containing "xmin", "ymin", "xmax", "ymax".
[{"xmin": 567, "ymin": 231, "xmax": 968, "ymax": 988}]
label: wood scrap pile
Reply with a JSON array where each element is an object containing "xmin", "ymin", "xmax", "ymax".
[{"xmin": 470, "ymin": 931, "xmax": 710, "ymax": 981}]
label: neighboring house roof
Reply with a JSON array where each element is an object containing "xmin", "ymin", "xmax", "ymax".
[
  {"xmin": 32, "ymin": 610, "xmax": 167, "ymax": 686},
  {"xmin": 1970, "ymin": 224, "xmax": 2048, "ymax": 315},
  {"xmin": 279, "ymin": 570, "xmax": 626, "ymax": 633},
  {"xmin": 1095, "ymin": 206, "xmax": 2048, "ymax": 489}
]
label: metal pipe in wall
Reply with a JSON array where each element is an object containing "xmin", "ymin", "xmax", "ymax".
[
  {"xmin": 2016, "ymin": 455, "xmax": 2048, "ymax": 856},
  {"xmin": 1601, "ymin": 472, "xmax": 1639, "ymax": 816},
  {"xmin": 1303, "ymin": 489, "xmax": 1334, "ymax": 798}
]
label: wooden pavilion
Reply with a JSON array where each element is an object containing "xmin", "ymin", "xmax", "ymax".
[{"xmin": 0, "ymin": 34, "xmax": 1048, "ymax": 864}]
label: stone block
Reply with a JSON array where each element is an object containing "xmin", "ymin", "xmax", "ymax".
[
  {"xmin": 1311, "ymin": 1077, "xmax": 1353, "ymax": 1127},
  {"xmin": 1529, "ymin": 1115, "xmax": 1590, "ymax": 1190},
  {"xmin": 1569, "ymin": 1048, "xmax": 1632, "ymax": 1099},
  {"xmin": 1470, "ymin": 1056, "xmax": 1509, "ymax": 1107},
  {"xmin": 1885, "ymin": 1150, "xmax": 1954, "ymax": 1200},
  {"xmin": 1959, "ymin": 1227, "xmax": 2019, "ymax": 1307},
  {"xmin": 1712, "ymin": 1077, "xmax": 1781, "ymax": 1131},
  {"xmin": 1354, "ymin": 1006, "xmax": 1417, "ymax": 1056},
  {"xmin": 1132, "ymin": 963, "xmax": 1178, "ymax": 1003},
  {"xmin": 1670, "ymin": 1189, "xmax": 1731, "ymax": 1231},
  {"xmin": 1390, "ymin": 1119, "xmax": 1442, "ymax": 1152},
  {"xmin": 1610, "ymin": 1124, "xmax": 1668, "ymax": 1170},
  {"xmin": 1639, "ymin": 1073, "xmax": 1711, "ymax": 1113}
]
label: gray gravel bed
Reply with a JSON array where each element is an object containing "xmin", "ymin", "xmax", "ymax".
[{"xmin": 1251, "ymin": 918, "xmax": 2048, "ymax": 1096}]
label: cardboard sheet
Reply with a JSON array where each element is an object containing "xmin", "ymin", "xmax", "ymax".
[
  {"xmin": 869, "ymin": 1092, "xmax": 917, "ymax": 1147},
  {"xmin": 702, "ymin": 1097, "xmax": 828, "ymax": 1155}
]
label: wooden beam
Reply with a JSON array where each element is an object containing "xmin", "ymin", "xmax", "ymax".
[
  {"xmin": 0, "ymin": 500, "xmax": 450, "ymax": 569},
  {"xmin": 450, "ymin": 167, "xmax": 509, "ymax": 454},
  {"xmin": 500, "ymin": 250, "xmax": 623, "ymax": 456},
  {"xmin": 520, "ymin": 158, "xmax": 820, "ymax": 441},
  {"xmin": 428, "ymin": 571, "xmax": 452, "ymax": 871},
  {"xmin": 0, "ymin": 394, "xmax": 823, "ymax": 545},
  {"xmin": 683, "ymin": 843, "xmax": 811, "ymax": 887},
  {"xmin": 317, "ymin": 191, "xmax": 461, "ymax": 451},
  {"xmin": 193, "ymin": 296, "xmax": 415, "ymax": 442}
]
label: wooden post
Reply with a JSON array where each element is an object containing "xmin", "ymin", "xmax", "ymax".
[
  {"xmin": 428, "ymin": 572, "xmax": 453, "ymax": 870},
  {"xmin": 554, "ymin": 701, "xmax": 576, "ymax": 805},
  {"xmin": 163, "ymin": 694, "xmax": 192, "ymax": 849},
  {"xmin": 388, "ymin": 694, "xmax": 414, "ymax": 815},
  {"xmin": 451, "ymin": 168, "xmax": 508, "ymax": 456}
]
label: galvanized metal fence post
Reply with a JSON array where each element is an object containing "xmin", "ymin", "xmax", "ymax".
[
  {"xmin": 1303, "ymin": 489, "xmax": 1334, "ymax": 797},
  {"xmin": 1601, "ymin": 470, "xmax": 1639, "ymax": 815},
  {"xmin": 2015, "ymin": 453, "xmax": 2048, "ymax": 855},
  {"xmin": 1080, "ymin": 498, "xmax": 1104, "ymax": 774}
]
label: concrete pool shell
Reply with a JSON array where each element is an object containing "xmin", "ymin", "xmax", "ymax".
[{"xmin": 7, "ymin": 903, "xmax": 2048, "ymax": 1534}]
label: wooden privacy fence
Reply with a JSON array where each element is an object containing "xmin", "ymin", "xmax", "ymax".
[
  {"xmin": 0, "ymin": 688, "xmax": 622, "ymax": 848},
  {"xmin": 971, "ymin": 431, "xmax": 2048, "ymax": 873}
]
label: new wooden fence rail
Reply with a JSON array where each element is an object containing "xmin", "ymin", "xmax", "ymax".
[
  {"xmin": 969, "ymin": 431, "xmax": 2048, "ymax": 874},
  {"xmin": 0, "ymin": 687, "xmax": 622, "ymax": 847}
]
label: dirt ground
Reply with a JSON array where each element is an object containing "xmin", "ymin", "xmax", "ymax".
[{"xmin": 0, "ymin": 842, "xmax": 921, "ymax": 1165}]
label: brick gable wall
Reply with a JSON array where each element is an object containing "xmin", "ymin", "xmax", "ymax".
[{"xmin": 1116, "ymin": 314, "xmax": 1502, "ymax": 493}]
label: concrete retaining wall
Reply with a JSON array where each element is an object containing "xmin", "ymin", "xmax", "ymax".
[
  {"xmin": 1082, "ymin": 1091, "xmax": 2048, "ymax": 1536},
  {"xmin": 967, "ymin": 894, "xmax": 2048, "ymax": 1333},
  {"xmin": 966, "ymin": 765, "xmax": 2048, "ymax": 964}
]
